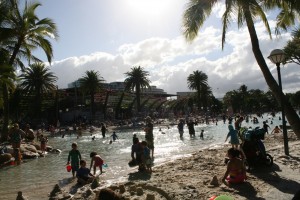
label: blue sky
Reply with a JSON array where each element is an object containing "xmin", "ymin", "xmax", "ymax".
[{"xmin": 34, "ymin": 0, "xmax": 300, "ymax": 97}]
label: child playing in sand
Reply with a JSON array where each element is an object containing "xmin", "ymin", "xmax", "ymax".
[
  {"xmin": 222, "ymin": 148, "xmax": 246, "ymax": 185},
  {"xmin": 141, "ymin": 141, "xmax": 152, "ymax": 173},
  {"xmin": 67, "ymin": 142, "xmax": 82, "ymax": 177},
  {"xmin": 89, "ymin": 151, "xmax": 104, "ymax": 175},
  {"xmin": 77, "ymin": 160, "xmax": 94, "ymax": 185}
]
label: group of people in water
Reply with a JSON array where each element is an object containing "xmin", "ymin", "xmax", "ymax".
[{"xmin": 6, "ymin": 123, "xmax": 49, "ymax": 165}]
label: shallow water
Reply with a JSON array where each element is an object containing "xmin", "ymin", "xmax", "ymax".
[{"xmin": 0, "ymin": 114, "xmax": 285, "ymax": 200}]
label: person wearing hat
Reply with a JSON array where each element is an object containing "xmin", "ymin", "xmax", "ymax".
[{"xmin": 144, "ymin": 116, "xmax": 154, "ymax": 159}]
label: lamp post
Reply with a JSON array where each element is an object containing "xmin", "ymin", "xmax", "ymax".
[{"xmin": 268, "ymin": 49, "xmax": 289, "ymax": 155}]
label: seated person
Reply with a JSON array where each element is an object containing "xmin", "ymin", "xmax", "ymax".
[
  {"xmin": 76, "ymin": 160, "xmax": 94, "ymax": 185},
  {"xmin": 222, "ymin": 148, "xmax": 246, "ymax": 184}
]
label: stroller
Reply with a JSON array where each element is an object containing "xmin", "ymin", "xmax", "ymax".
[{"xmin": 239, "ymin": 127, "xmax": 273, "ymax": 171}]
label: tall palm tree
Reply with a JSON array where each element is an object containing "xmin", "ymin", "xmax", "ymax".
[
  {"xmin": 19, "ymin": 62, "xmax": 57, "ymax": 118},
  {"xmin": 124, "ymin": 66, "xmax": 151, "ymax": 112},
  {"xmin": 183, "ymin": 0, "xmax": 300, "ymax": 137},
  {"xmin": 283, "ymin": 27, "xmax": 300, "ymax": 65},
  {"xmin": 79, "ymin": 70, "xmax": 104, "ymax": 121},
  {"xmin": 0, "ymin": 0, "xmax": 58, "ymax": 141},
  {"xmin": 187, "ymin": 70, "xmax": 211, "ymax": 111}
]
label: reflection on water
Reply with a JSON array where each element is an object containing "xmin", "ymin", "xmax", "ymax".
[{"xmin": 0, "ymin": 114, "xmax": 282, "ymax": 200}]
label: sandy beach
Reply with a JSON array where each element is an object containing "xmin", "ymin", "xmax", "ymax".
[{"xmin": 46, "ymin": 130, "xmax": 300, "ymax": 200}]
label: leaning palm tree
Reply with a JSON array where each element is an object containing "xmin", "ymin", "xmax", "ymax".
[
  {"xmin": 79, "ymin": 70, "xmax": 105, "ymax": 121},
  {"xmin": 187, "ymin": 70, "xmax": 211, "ymax": 111},
  {"xmin": 124, "ymin": 66, "xmax": 151, "ymax": 112},
  {"xmin": 0, "ymin": 0, "xmax": 58, "ymax": 141},
  {"xmin": 183, "ymin": 0, "xmax": 300, "ymax": 137},
  {"xmin": 19, "ymin": 62, "xmax": 57, "ymax": 118}
]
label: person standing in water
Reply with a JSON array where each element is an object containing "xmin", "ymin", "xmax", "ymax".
[
  {"xmin": 200, "ymin": 130, "xmax": 204, "ymax": 139},
  {"xmin": 144, "ymin": 116, "xmax": 154, "ymax": 159},
  {"xmin": 177, "ymin": 119, "xmax": 184, "ymax": 138},
  {"xmin": 67, "ymin": 142, "xmax": 82, "ymax": 177},
  {"xmin": 101, "ymin": 123, "xmax": 107, "ymax": 138}
]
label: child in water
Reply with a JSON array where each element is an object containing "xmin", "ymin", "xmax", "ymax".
[
  {"xmin": 67, "ymin": 142, "xmax": 82, "ymax": 177},
  {"xmin": 111, "ymin": 131, "xmax": 118, "ymax": 141},
  {"xmin": 89, "ymin": 151, "xmax": 104, "ymax": 175},
  {"xmin": 141, "ymin": 141, "xmax": 152, "ymax": 173}
]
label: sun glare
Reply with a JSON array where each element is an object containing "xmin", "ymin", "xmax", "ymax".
[{"xmin": 126, "ymin": 0, "xmax": 171, "ymax": 18}]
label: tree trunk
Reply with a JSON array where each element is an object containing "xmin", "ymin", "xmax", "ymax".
[
  {"xmin": 244, "ymin": 6, "xmax": 300, "ymax": 138},
  {"xmin": 115, "ymin": 92, "xmax": 125, "ymax": 119},
  {"xmin": 103, "ymin": 90, "xmax": 110, "ymax": 120},
  {"xmin": 136, "ymin": 84, "xmax": 141, "ymax": 112}
]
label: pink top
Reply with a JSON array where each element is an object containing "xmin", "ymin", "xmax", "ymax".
[{"xmin": 93, "ymin": 155, "xmax": 104, "ymax": 167}]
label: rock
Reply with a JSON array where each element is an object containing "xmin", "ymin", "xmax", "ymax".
[
  {"xmin": 136, "ymin": 187, "xmax": 143, "ymax": 196},
  {"xmin": 146, "ymin": 193, "xmax": 155, "ymax": 200},
  {"xmin": 46, "ymin": 146, "xmax": 53, "ymax": 152},
  {"xmin": 22, "ymin": 151, "xmax": 39, "ymax": 159},
  {"xmin": 210, "ymin": 175, "xmax": 220, "ymax": 186},
  {"xmin": 119, "ymin": 184, "xmax": 126, "ymax": 193},
  {"xmin": 91, "ymin": 177, "xmax": 100, "ymax": 189},
  {"xmin": 23, "ymin": 144, "xmax": 37, "ymax": 153},
  {"xmin": 32, "ymin": 143, "xmax": 41, "ymax": 150},
  {"xmin": 129, "ymin": 185, "xmax": 137, "ymax": 192},
  {"xmin": 50, "ymin": 148, "xmax": 62, "ymax": 153},
  {"xmin": 16, "ymin": 191, "xmax": 27, "ymax": 200},
  {"xmin": 0, "ymin": 153, "xmax": 12, "ymax": 164},
  {"xmin": 50, "ymin": 184, "xmax": 61, "ymax": 197}
]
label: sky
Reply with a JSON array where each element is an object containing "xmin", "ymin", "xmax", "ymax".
[{"xmin": 34, "ymin": 0, "xmax": 300, "ymax": 98}]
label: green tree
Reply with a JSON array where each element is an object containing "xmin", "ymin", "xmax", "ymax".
[
  {"xmin": 187, "ymin": 70, "xmax": 211, "ymax": 111},
  {"xmin": 79, "ymin": 70, "xmax": 104, "ymax": 121},
  {"xmin": 0, "ymin": 0, "xmax": 58, "ymax": 141},
  {"xmin": 283, "ymin": 27, "xmax": 300, "ymax": 65},
  {"xmin": 19, "ymin": 62, "xmax": 57, "ymax": 118},
  {"xmin": 124, "ymin": 66, "xmax": 151, "ymax": 112},
  {"xmin": 182, "ymin": 0, "xmax": 300, "ymax": 137}
]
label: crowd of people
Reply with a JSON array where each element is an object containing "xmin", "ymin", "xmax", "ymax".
[{"xmin": 3, "ymin": 112, "xmax": 285, "ymax": 198}]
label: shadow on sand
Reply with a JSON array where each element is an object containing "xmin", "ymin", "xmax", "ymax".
[
  {"xmin": 249, "ymin": 162, "xmax": 300, "ymax": 195},
  {"xmin": 128, "ymin": 171, "xmax": 152, "ymax": 181}
]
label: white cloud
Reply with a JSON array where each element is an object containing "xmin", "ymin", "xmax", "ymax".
[{"xmin": 49, "ymin": 15, "xmax": 300, "ymax": 98}]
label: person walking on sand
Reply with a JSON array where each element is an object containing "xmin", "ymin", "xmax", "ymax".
[
  {"xmin": 225, "ymin": 124, "xmax": 240, "ymax": 149},
  {"xmin": 144, "ymin": 116, "xmax": 154, "ymax": 159},
  {"xmin": 67, "ymin": 142, "xmax": 82, "ymax": 177}
]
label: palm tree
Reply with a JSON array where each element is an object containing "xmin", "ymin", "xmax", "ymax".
[
  {"xmin": 187, "ymin": 70, "xmax": 211, "ymax": 111},
  {"xmin": 124, "ymin": 66, "xmax": 151, "ymax": 112},
  {"xmin": 0, "ymin": 0, "xmax": 58, "ymax": 141},
  {"xmin": 79, "ymin": 70, "xmax": 104, "ymax": 121},
  {"xmin": 183, "ymin": 0, "xmax": 300, "ymax": 138},
  {"xmin": 19, "ymin": 62, "xmax": 57, "ymax": 118},
  {"xmin": 283, "ymin": 27, "xmax": 300, "ymax": 65}
]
